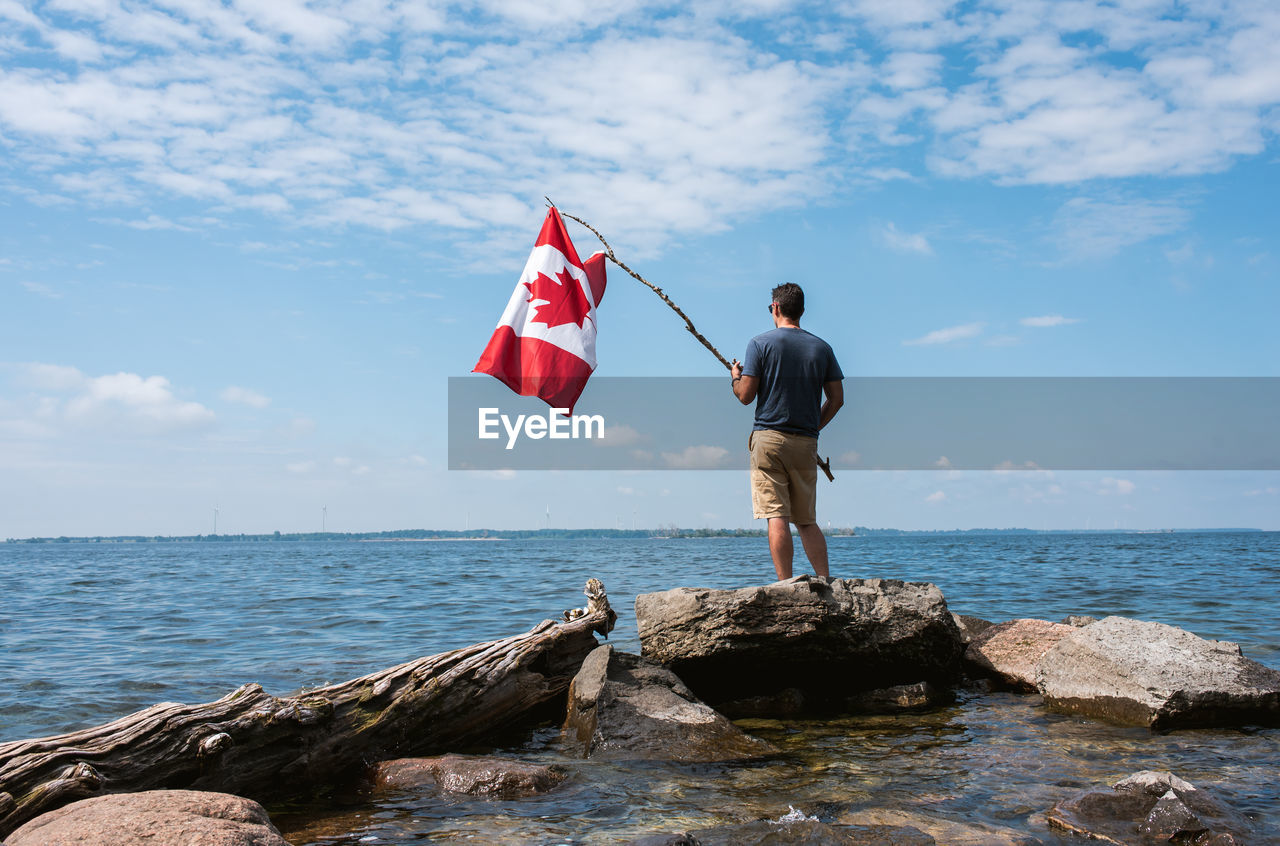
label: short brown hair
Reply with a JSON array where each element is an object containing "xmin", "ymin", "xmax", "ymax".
[{"xmin": 771, "ymin": 283, "xmax": 804, "ymax": 319}]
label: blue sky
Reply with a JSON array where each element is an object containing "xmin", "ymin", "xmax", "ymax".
[{"xmin": 1, "ymin": 0, "xmax": 1277, "ymax": 536}]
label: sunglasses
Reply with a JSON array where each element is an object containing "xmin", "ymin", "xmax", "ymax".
[{"xmin": 767, "ymin": 303, "xmax": 777, "ymax": 313}]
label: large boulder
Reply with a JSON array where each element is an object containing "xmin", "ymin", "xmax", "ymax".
[
  {"xmin": 635, "ymin": 576, "xmax": 963, "ymax": 711},
  {"xmin": 370, "ymin": 754, "xmax": 566, "ymax": 797},
  {"xmin": 964, "ymin": 618, "xmax": 1075, "ymax": 692},
  {"xmin": 563, "ymin": 644, "xmax": 775, "ymax": 761},
  {"xmin": 1047, "ymin": 770, "xmax": 1259, "ymax": 843},
  {"xmin": 6, "ymin": 790, "xmax": 290, "ymax": 846},
  {"xmin": 1035, "ymin": 616, "xmax": 1280, "ymax": 728}
]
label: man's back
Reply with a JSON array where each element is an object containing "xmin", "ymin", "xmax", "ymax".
[{"xmin": 743, "ymin": 327, "xmax": 842, "ymax": 439}]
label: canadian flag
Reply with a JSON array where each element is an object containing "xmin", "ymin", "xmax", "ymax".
[{"xmin": 473, "ymin": 207, "xmax": 607, "ymax": 413}]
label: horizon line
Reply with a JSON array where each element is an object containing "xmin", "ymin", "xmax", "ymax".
[{"xmin": 4, "ymin": 526, "xmax": 1268, "ymax": 543}]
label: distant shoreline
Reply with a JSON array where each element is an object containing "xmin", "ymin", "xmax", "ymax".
[
  {"xmin": 3, "ymin": 527, "xmax": 1266, "ymax": 543},
  {"xmin": 358, "ymin": 537, "xmax": 508, "ymax": 542}
]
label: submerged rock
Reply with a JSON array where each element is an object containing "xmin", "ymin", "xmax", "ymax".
[
  {"xmin": 1035, "ymin": 616, "xmax": 1280, "ymax": 728},
  {"xmin": 836, "ymin": 807, "xmax": 1042, "ymax": 845},
  {"xmin": 635, "ymin": 576, "xmax": 963, "ymax": 713},
  {"xmin": 843, "ymin": 682, "xmax": 951, "ymax": 713},
  {"xmin": 563, "ymin": 644, "xmax": 775, "ymax": 761},
  {"xmin": 370, "ymin": 754, "xmax": 566, "ymax": 797},
  {"xmin": 7, "ymin": 790, "xmax": 289, "ymax": 846},
  {"xmin": 1047, "ymin": 770, "xmax": 1258, "ymax": 844},
  {"xmin": 964, "ymin": 618, "xmax": 1075, "ymax": 692},
  {"xmin": 718, "ymin": 687, "xmax": 809, "ymax": 719},
  {"xmin": 629, "ymin": 820, "xmax": 936, "ymax": 845}
]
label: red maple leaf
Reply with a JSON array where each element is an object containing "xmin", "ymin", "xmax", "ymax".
[{"xmin": 523, "ymin": 266, "xmax": 592, "ymax": 329}]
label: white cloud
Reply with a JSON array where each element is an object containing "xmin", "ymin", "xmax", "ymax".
[
  {"xmin": 1100, "ymin": 476, "xmax": 1136, "ymax": 495},
  {"xmin": 925, "ymin": 490, "xmax": 946, "ymax": 503},
  {"xmin": 5, "ymin": 362, "xmax": 213, "ymax": 432},
  {"xmin": 285, "ymin": 460, "xmax": 315, "ymax": 474},
  {"xmin": 1052, "ymin": 196, "xmax": 1190, "ymax": 259},
  {"xmin": 904, "ymin": 321, "xmax": 984, "ymax": 345},
  {"xmin": 880, "ymin": 51, "xmax": 944, "ymax": 90},
  {"xmin": 0, "ymin": 1, "xmax": 1276, "ymax": 249},
  {"xmin": 994, "ymin": 460, "xmax": 1048, "ymax": 475},
  {"xmin": 283, "ymin": 416, "xmax": 315, "ymax": 436},
  {"xmin": 0, "ymin": 10, "xmax": 851, "ymax": 250},
  {"xmin": 880, "ymin": 222, "xmax": 933, "ymax": 255},
  {"xmin": 661, "ymin": 445, "xmax": 731, "ymax": 469},
  {"xmin": 20, "ymin": 281, "xmax": 63, "ymax": 298},
  {"xmin": 220, "ymin": 385, "xmax": 270, "ymax": 408},
  {"xmin": 594, "ymin": 423, "xmax": 646, "ymax": 447},
  {"xmin": 1020, "ymin": 314, "xmax": 1080, "ymax": 327},
  {"xmin": 45, "ymin": 370, "xmax": 216, "ymax": 430},
  {"xmin": 10, "ymin": 362, "xmax": 86, "ymax": 391}
]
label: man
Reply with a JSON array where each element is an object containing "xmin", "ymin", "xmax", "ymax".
[{"xmin": 731, "ymin": 283, "xmax": 844, "ymax": 581}]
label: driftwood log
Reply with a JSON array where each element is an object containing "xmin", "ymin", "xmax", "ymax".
[{"xmin": 0, "ymin": 578, "xmax": 616, "ymax": 838}]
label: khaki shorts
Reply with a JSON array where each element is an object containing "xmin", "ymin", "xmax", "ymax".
[{"xmin": 749, "ymin": 428, "xmax": 818, "ymax": 524}]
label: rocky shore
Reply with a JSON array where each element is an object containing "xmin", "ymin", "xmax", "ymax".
[{"xmin": 3, "ymin": 575, "xmax": 1277, "ymax": 845}]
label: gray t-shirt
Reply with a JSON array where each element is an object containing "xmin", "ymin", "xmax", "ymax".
[{"xmin": 742, "ymin": 327, "xmax": 843, "ymax": 439}]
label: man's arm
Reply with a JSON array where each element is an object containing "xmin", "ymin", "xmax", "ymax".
[
  {"xmin": 730, "ymin": 359, "xmax": 758, "ymax": 404},
  {"xmin": 818, "ymin": 379, "xmax": 843, "ymax": 430}
]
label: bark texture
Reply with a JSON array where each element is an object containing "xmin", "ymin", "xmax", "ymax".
[{"xmin": 0, "ymin": 579, "xmax": 614, "ymax": 839}]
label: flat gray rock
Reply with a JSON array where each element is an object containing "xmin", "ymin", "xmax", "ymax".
[
  {"xmin": 964, "ymin": 618, "xmax": 1075, "ymax": 692},
  {"xmin": 635, "ymin": 576, "xmax": 962, "ymax": 711},
  {"xmin": 7, "ymin": 789, "xmax": 290, "ymax": 846},
  {"xmin": 563, "ymin": 645, "xmax": 775, "ymax": 761},
  {"xmin": 1035, "ymin": 616, "xmax": 1280, "ymax": 728}
]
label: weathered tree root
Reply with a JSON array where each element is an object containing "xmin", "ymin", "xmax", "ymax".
[{"xmin": 0, "ymin": 579, "xmax": 614, "ymax": 838}]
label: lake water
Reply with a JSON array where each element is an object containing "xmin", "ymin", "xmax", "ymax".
[{"xmin": 2, "ymin": 533, "xmax": 1278, "ymax": 842}]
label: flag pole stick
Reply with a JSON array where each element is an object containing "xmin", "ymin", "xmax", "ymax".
[
  {"xmin": 551, "ymin": 200, "xmax": 835, "ymax": 483},
  {"xmin": 552, "ymin": 200, "xmax": 732, "ymax": 372}
]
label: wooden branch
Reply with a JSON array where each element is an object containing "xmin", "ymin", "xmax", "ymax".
[
  {"xmin": 553, "ymin": 203, "xmax": 732, "ymax": 372},
  {"xmin": 0, "ymin": 580, "xmax": 615, "ymax": 839}
]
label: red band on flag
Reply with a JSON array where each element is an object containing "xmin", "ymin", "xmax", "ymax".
[
  {"xmin": 584, "ymin": 251, "xmax": 607, "ymax": 308},
  {"xmin": 474, "ymin": 326, "xmax": 595, "ymax": 413}
]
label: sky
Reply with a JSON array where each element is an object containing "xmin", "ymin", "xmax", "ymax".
[{"xmin": 1, "ymin": 0, "xmax": 1277, "ymax": 537}]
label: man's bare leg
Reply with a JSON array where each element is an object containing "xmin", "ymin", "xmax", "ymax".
[
  {"xmin": 768, "ymin": 517, "xmax": 793, "ymax": 580},
  {"xmin": 796, "ymin": 523, "xmax": 830, "ymax": 579}
]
